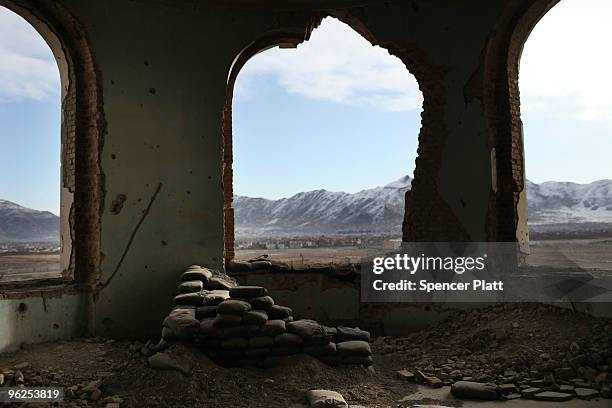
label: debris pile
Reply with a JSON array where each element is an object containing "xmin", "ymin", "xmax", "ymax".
[
  {"xmin": 153, "ymin": 265, "xmax": 372, "ymax": 368},
  {"xmin": 384, "ymin": 303, "xmax": 612, "ymax": 402}
]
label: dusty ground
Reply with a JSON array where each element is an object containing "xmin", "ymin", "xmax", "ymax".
[
  {"xmin": 1, "ymin": 305, "xmax": 610, "ymax": 407},
  {"xmin": 235, "ymin": 237, "xmax": 612, "ymax": 271},
  {"xmin": 0, "ymin": 254, "xmax": 61, "ymax": 282}
]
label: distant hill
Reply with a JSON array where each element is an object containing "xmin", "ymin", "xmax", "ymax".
[
  {"xmin": 0, "ymin": 199, "xmax": 59, "ymax": 242},
  {"xmin": 235, "ymin": 176, "xmax": 612, "ymax": 238}
]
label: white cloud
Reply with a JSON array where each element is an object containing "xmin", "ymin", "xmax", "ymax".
[
  {"xmin": 520, "ymin": 0, "xmax": 612, "ymax": 123},
  {"xmin": 235, "ymin": 17, "xmax": 422, "ymax": 112},
  {"xmin": 0, "ymin": 7, "xmax": 60, "ymax": 103}
]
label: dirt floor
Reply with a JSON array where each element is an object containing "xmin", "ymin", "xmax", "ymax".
[{"xmin": 0, "ymin": 305, "xmax": 611, "ymax": 407}]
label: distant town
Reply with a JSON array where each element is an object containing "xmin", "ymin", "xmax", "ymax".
[
  {"xmin": 0, "ymin": 241, "xmax": 60, "ymax": 255},
  {"xmin": 235, "ymin": 235, "xmax": 402, "ymax": 251}
]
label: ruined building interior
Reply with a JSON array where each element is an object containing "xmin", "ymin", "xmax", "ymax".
[{"xmin": 0, "ymin": 0, "xmax": 611, "ymax": 407}]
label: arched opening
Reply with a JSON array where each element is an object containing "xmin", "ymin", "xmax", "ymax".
[
  {"xmin": 223, "ymin": 17, "xmax": 423, "ymax": 270},
  {"xmin": 0, "ymin": 6, "xmax": 62, "ymax": 282},
  {"xmin": 0, "ymin": 1, "xmax": 103, "ymax": 287},
  {"xmin": 519, "ymin": 0, "xmax": 612, "ymax": 270}
]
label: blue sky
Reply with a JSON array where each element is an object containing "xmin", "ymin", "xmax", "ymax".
[{"xmin": 1, "ymin": 1, "xmax": 611, "ymax": 212}]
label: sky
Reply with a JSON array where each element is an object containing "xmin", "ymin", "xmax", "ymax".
[{"xmin": 0, "ymin": 1, "xmax": 611, "ymax": 211}]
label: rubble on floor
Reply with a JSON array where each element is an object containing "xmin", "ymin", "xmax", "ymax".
[
  {"xmin": 382, "ymin": 303, "xmax": 612, "ymax": 403},
  {"xmin": 150, "ymin": 265, "xmax": 372, "ymax": 369}
]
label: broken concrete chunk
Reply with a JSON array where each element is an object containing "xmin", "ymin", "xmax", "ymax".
[
  {"xmin": 450, "ymin": 381, "xmax": 500, "ymax": 400},
  {"xmin": 217, "ymin": 299, "xmax": 252, "ymax": 315},
  {"xmin": 305, "ymin": 390, "xmax": 348, "ymax": 408},
  {"xmin": 532, "ymin": 391, "xmax": 574, "ymax": 402},
  {"xmin": 229, "ymin": 286, "xmax": 269, "ymax": 299},
  {"xmin": 148, "ymin": 352, "xmax": 191, "ymax": 376}
]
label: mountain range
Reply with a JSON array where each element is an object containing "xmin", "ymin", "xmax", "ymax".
[
  {"xmin": 0, "ymin": 199, "xmax": 59, "ymax": 242},
  {"xmin": 235, "ymin": 176, "xmax": 612, "ymax": 238},
  {"xmin": 2, "ymin": 176, "xmax": 611, "ymax": 241}
]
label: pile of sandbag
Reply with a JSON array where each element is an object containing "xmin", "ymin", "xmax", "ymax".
[{"xmin": 158, "ymin": 265, "xmax": 373, "ymax": 368}]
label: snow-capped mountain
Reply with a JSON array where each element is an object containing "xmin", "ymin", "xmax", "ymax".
[
  {"xmin": 235, "ymin": 175, "xmax": 412, "ymax": 237},
  {"xmin": 234, "ymin": 176, "xmax": 612, "ymax": 238},
  {"xmin": 0, "ymin": 199, "xmax": 59, "ymax": 242}
]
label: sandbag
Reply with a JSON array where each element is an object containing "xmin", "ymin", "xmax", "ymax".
[
  {"xmin": 249, "ymin": 336, "xmax": 275, "ymax": 348},
  {"xmin": 270, "ymin": 346, "xmax": 301, "ymax": 356},
  {"xmin": 208, "ymin": 276, "xmax": 236, "ymax": 291},
  {"xmin": 161, "ymin": 326, "xmax": 176, "ymax": 341},
  {"xmin": 249, "ymin": 296, "xmax": 275, "ymax": 310},
  {"xmin": 317, "ymin": 355, "xmax": 341, "ymax": 366},
  {"xmin": 178, "ymin": 280, "xmax": 203, "ymax": 294},
  {"xmin": 207, "ymin": 349, "xmax": 243, "ymax": 361},
  {"xmin": 244, "ymin": 347, "xmax": 270, "ymax": 357},
  {"xmin": 342, "ymin": 356, "xmax": 373, "ymax": 366},
  {"xmin": 202, "ymin": 290, "xmax": 230, "ymax": 306},
  {"xmin": 243, "ymin": 310, "xmax": 268, "ymax": 326},
  {"xmin": 229, "ymin": 286, "xmax": 269, "ymax": 299},
  {"xmin": 221, "ymin": 337, "xmax": 249, "ymax": 350},
  {"xmin": 195, "ymin": 305, "xmax": 218, "ymax": 319},
  {"xmin": 199, "ymin": 318, "xmax": 222, "ymax": 337},
  {"xmin": 217, "ymin": 299, "xmax": 252, "ymax": 315},
  {"xmin": 181, "ymin": 268, "xmax": 212, "ymax": 283},
  {"xmin": 337, "ymin": 326, "xmax": 370, "ymax": 342},
  {"xmin": 268, "ymin": 305, "xmax": 292, "ymax": 319},
  {"xmin": 274, "ymin": 333, "xmax": 304, "ymax": 347},
  {"xmin": 261, "ymin": 320, "xmax": 286, "ymax": 337},
  {"xmin": 222, "ymin": 325, "xmax": 261, "ymax": 338},
  {"xmin": 323, "ymin": 326, "xmax": 338, "ymax": 341},
  {"xmin": 174, "ymin": 292, "xmax": 204, "ymax": 306},
  {"xmin": 306, "ymin": 390, "xmax": 348, "ymax": 408},
  {"xmin": 249, "ymin": 260, "xmax": 272, "ymax": 270},
  {"xmin": 214, "ymin": 313, "xmax": 243, "ymax": 328},
  {"xmin": 304, "ymin": 342, "xmax": 337, "ymax": 357},
  {"xmin": 336, "ymin": 341, "xmax": 371, "ymax": 358},
  {"xmin": 287, "ymin": 320, "xmax": 329, "ymax": 345},
  {"xmin": 282, "ymin": 316, "xmax": 294, "ymax": 323},
  {"xmin": 450, "ymin": 381, "xmax": 500, "ymax": 400},
  {"xmin": 162, "ymin": 307, "xmax": 200, "ymax": 340}
]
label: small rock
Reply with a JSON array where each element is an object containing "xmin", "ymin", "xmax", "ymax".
[
  {"xmin": 14, "ymin": 362, "xmax": 30, "ymax": 370},
  {"xmin": 451, "ymin": 381, "xmax": 500, "ymax": 400},
  {"xmin": 532, "ymin": 391, "xmax": 573, "ymax": 402},
  {"xmin": 521, "ymin": 387, "xmax": 542, "ymax": 397},
  {"xmin": 305, "ymin": 390, "xmax": 348, "ymax": 408},
  {"xmin": 397, "ymin": 370, "xmax": 415, "ymax": 382},
  {"xmin": 574, "ymin": 388, "xmax": 599, "ymax": 400}
]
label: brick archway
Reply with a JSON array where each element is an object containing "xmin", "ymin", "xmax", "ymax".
[
  {"xmin": 482, "ymin": 0, "xmax": 561, "ymax": 250},
  {"xmin": 0, "ymin": 0, "xmax": 105, "ymax": 286},
  {"xmin": 221, "ymin": 10, "xmax": 463, "ymax": 267}
]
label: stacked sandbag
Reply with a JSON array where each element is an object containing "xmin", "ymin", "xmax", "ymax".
[{"xmin": 159, "ymin": 265, "xmax": 373, "ymax": 368}]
